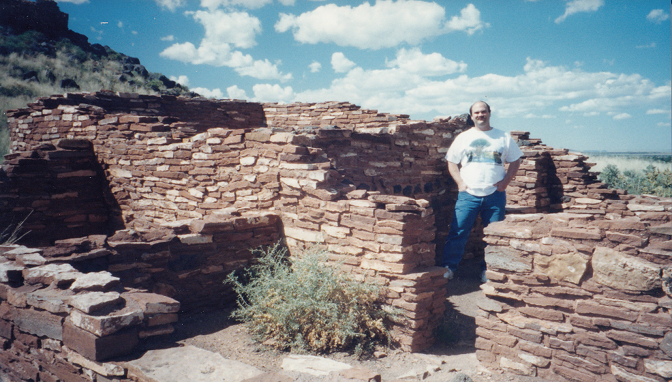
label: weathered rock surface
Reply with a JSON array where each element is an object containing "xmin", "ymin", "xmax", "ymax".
[{"xmin": 126, "ymin": 345, "xmax": 264, "ymax": 382}]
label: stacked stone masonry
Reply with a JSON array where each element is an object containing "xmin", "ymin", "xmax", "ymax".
[
  {"xmin": 0, "ymin": 91, "xmax": 670, "ymax": 382},
  {"xmin": 477, "ymin": 196, "xmax": 672, "ymax": 382}
]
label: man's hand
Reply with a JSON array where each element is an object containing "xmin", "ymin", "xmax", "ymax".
[{"xmin": 447, "ymin": 162, "xmax": 468, "ymax": 191}]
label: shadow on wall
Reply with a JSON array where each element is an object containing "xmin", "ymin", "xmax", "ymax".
[{"xmin": 0, "ymin": 139, "xmax": 120, "ymax": 247}]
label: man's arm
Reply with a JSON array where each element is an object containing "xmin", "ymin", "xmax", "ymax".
[
  {"xmin": 448, "ymin": 161, "xmax": 468, "ymax": 192},
  {"xmin": 495, "ymin": 158, "xmax": 521, "ymax": 192}
]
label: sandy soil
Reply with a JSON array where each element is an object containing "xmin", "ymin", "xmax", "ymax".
[{"xmin": 149, "ymin": 264, "xmax": 550, "ymax": 382}]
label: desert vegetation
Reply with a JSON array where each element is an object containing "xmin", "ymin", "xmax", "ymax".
[
  {"xmin": 226, "ymin": 243, "xmax": 395, "ymax": 356},
  {"xmin": 588, "ymin": 153, "xmax": 672, "ymax": 197}
]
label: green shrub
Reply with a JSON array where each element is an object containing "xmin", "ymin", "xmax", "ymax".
[
  {"xmin": 226, "ymin": 243, "xmax": 395, "ymax": 355},
  {"xmin": 147, "ymin": 79, "xmax": 164, "ymax": 92},
  {"xmin": 598, "ymin": 163, "xmax": 672, "ymax": 197}
]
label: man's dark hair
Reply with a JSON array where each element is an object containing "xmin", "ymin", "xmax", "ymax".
[{"xmin": 469, "ymin": 101, "xmax": 491, "ymax": 115}]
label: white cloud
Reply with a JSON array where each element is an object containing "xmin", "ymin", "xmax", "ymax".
[
  {"xmin": 227, "ymin": 85, "xmax": 248, "ymax": 99},
  {"xmin": 309, "ymin": 61, "xmax": 322, "ymax": 73},
  {"xmin": 636, "ymin": 42, "xmax": 656, "ymax": 49},
  {"xmin": 386, "ymin": 48, "xmax": 466, "ymax": 76},
  {"xmin": 200, "ymin": 0, "xmax": 273, "ymax": 10},
  {"xmin": 56, "ymin": 0, "xmax": 89, "ymax": 4},
  {"xmin": 555, "ymin": 0, "xmax": 604, "ymax": 24},
  {"xmin": 236, "ymin": 59, "xmax": 293, "ymax": 81},
  {"xmin": 446, "ymin": 4, "xmax": 488, "ymax": 35},
  {"xmin": 161, "ymin": 35, "xmax": 175, "ymax": 41},
  {"xmin": 331, "ymin": 52, "xmax": 356, "ymax": 73},
  {"xmin": 647, "ymin": 9, "xmax": 670, "ymax": 24},
  {"xmin": 117, "ymin": 21, "xmax": 124, "ymax": 28},
  {"xmin": 252, "ymin": 84, "xmax": 294, "ymax": 102},
  {"xmin": 169, "ymin": 75, "xmax": 190, "ymax": 86},
  {"xmin": 160, "ymin": 9, "xmax": 291, "ymax": 81},
  {"xmin": 275, "ymin": 2, "xmax": 486, "ymax": 50},
  {"xmin": 191, "ymin": 87, "xmax": 224, "ymax": 98},
  {"xmin": 612, "ymin": 113, "xmax": 631, "ymax": 120},
  {"xmin": 292, "ymin": 57, "xmax": 670, "ymax": 124},
  {"xmin": 154, "ymin": 0, "xmax": 186, "ymax": 11},
  {"xmin": 132, "ymin": 30, "xmax": 138, "ymax": 35},
  {"xmin": 188, "ymin": 10, "xmax": 261, "ymax": 49},
  {"xmin": 524, "ymin": 114, "xmax": 556, "ymax": 119},
  {"xmin": 646, "ymin": 109, "xmax": 670, "ymax": 115}
]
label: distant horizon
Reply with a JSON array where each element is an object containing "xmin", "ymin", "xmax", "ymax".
[
  {"xmin": 574, "ymin": 150, "xmax": 672, "ymax": 155},
  {"xmin": 55, "ymin": 0, "xmax": 671, "ymax": 152}
]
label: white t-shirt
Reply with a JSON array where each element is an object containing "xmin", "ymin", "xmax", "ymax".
[{"xmin": 445, "ymin": 127, "xmax": 523, "ymax": 197}]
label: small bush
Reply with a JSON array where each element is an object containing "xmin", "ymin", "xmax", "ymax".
[
  {"xmin": 226, "ymin": 243, "xmax": 395, "ymax": 355},
  {"xmin": 599, "ymin": 163, "xmax": 672, "ymax": 197}
]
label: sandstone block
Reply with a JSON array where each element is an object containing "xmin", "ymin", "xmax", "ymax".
[
  {"xmin": 22, "ymin": 263, "xmax": 79, "ymax": 286},
  {"xmin": 533, "ymin": 252, "xmax": 587, "ymax": 284},
  {"xmin": 592, "ymin": 247, "xmax": 661, "ymax": 292},
  {"xmin": 484, "ymin": 222, "xmax": 534, "ymax": 239},
  {"xmin": 551, "ymin": 227, "xmax": 603, "ymax": 240},
  {"xmin": 69, "ymin": 307, "xmax": 143, "ymax": 337},
  {"xmin": 661, "ymin": 332, "xmax": 672, "ymax": 356},
  {"xmin": 606, "ymin": 329, "xmax": 659, "ymax": 348},
  {"xmin": 62, "ymin": 320, "xmax": 138, "ymax": 361},
  {"xmin": 575, "ymin": 300, "xmax": 639, "ymax": 322},
  {"xmin": 69, "ymin": 271, "xmax": 120, "ymax": 292},
  {"xmin": 611, "ymin": 364, "xmax": 660, "ymax": 382},
  {"xmin": 13, "ymin": 306, "xmax": 64, "ymax": 340},
  {"xmin": 0, "ymin": 262, "xmax": 25, "ymax": 283},
  {"xmin": 123, "ymin": 292, "xmax": 180, "ymax": 314},
  {"xmin": 0, "ymin": 319, "xmax": 13, "ymax": 339},
  {"xmin": 69, "ymin": 291, "xmax": 122, "ymax": 314},
  {"xmin": 606, "ymin": 231, "xmax": 648, "ymax": 247},
  {"xmin": 64, "ymin": 346, "xmax": 126, "ymax": 377},
  {"xmin": 644, "ymin": 359, "xmax": 672, "ymax": 379},
  {"xmin": 551, "ymin": 364, "xmax": 598, "ymax": 382},
  {"xmin": 26, "ymin": 288, "xmax": 73, "ymax": 314},
  {"xmin": 500, "ymin": 357, "xmax": 536, "ymax": 376},
  {"xmin": 484, "ymin": 246, "xmax": 532, "ymax": 273}
]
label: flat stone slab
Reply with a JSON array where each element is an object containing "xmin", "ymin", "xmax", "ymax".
[
  {"xmin": 281, "ymin": 354, "xmax": 352, "ymax": 376},
  {"xmin": 126, "ymin": 345, "xmax": 264, "ymax": 382}
]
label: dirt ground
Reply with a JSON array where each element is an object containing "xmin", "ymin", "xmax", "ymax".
[{"xmin": 151, "ymin": 263, "xmax": 550, "ymax": 382}]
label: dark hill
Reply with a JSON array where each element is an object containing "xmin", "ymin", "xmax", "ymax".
[{"xmin": 0, "ymin": 0, "xmax": 196, "ymax": 159}]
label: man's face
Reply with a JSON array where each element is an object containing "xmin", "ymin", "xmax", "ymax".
[{"xmin": 471, "ymin": 102, "xmax": 490, "ymax": 127}]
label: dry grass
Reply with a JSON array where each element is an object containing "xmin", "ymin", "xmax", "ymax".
[
  {"xmin": 0, "ymin": 47, "xmax": 164, "ymax": 159},
  {"xmin": 586, "ymin": 154, "xmax": 671, "ymax": 173}
]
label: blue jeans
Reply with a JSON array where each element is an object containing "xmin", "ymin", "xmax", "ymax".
[{"xmin": 441, "ymin": 190, "xmax": 506, "ymax": 271}]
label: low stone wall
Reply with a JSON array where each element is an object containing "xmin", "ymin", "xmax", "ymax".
[
  {"xmin": 0, "ymin": 242, "xmax": 180, "ymax": 381},
  {"xmin": 477, "ymin": 196, "xmax": 672, "ymax": 381},
  {"xmin": 0, "ymin": 209, "xmax": 281, "ymax": 381}
]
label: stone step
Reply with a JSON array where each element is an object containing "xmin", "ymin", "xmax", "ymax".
[{"xmin": 125, "ymin": 345, "xmax": 264, "ymax": 382}]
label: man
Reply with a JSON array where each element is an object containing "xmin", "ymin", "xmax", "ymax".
[{"xmin": 442, "ymin": 101, "xmax": 523, "ymax": 282}]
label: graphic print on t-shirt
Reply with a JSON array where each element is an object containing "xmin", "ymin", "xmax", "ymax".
[{"xmin": 465, "ymin": 138, "xmax": 503, "ymax": 164}]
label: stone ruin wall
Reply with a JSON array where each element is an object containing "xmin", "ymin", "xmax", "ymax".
[
  {"xmin": 0, "ymin": 91, "xmax": 669, "ymax": 382},
  {"xmin": 477, "ymin": 195, "xmax": 672, "ymax": 382}
]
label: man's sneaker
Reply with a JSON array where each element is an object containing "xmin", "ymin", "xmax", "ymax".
[
  {"xmin": 443, "ymin": 267, "xmax": 454, "ymax": 280},
  {"xmin": 480, "ymin": 270, "xmax": 488, "ymax": 283}
]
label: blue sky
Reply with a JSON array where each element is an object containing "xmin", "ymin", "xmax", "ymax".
[{"xmin": 56, "ymin": 0, "xmax": 671, "ymax": 153}]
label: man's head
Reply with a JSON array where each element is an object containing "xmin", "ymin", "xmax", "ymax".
[
  {"xmin": 469, "ymin": 101, "xmax": 491, "ymax": 116},
  {"xmin": 469, "ymin": 101, "xmax": 492, "ymax": 130}
]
